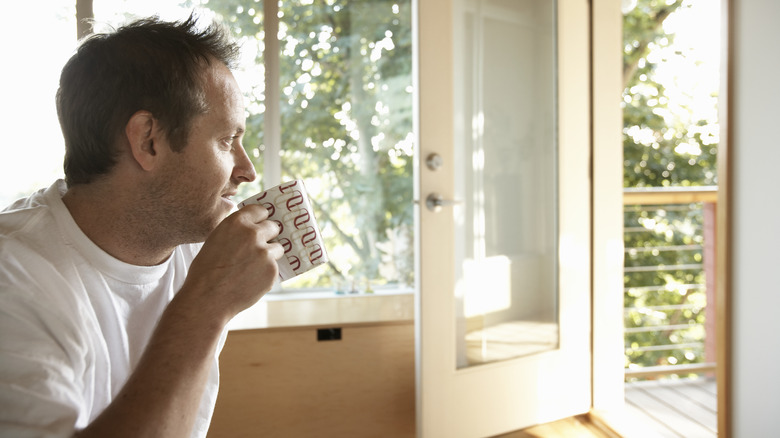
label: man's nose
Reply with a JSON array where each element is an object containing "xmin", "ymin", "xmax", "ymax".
[{"xmin": 234, "ymin": 146, "xmax": 257, "ymax": 183}]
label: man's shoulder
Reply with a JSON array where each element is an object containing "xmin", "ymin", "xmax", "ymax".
[
  {"xmin": 0, "ymin": 183, "xmax": 73, "ymax": 296},
  {"xmin": 0, "ymin": 183, "xmax": 60, "ymax": 237},
  {"xmin": 1, "ymin": 193, "xmax": 62, "ymax": 261}
]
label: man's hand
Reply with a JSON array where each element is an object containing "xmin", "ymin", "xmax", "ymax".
[{"xmin": 182, "ymin": 204, "xmax": 284, "ymax": 321}]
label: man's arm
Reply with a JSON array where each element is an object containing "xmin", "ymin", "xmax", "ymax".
[{"xmin": 76, "ymin": 204, "xmax": 282, "ymax": 438}]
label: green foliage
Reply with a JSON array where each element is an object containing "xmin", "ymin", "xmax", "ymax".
[
  {"xmin": 623, "ymin": 0, "xmax": 718, "ymax": 188},
  {"xmin": 189, "ymin": 0, "xmax": 414, "ymax": 287},
  {"xmin": 622, "ymin": 0, "xmax": 719, "ymax": 375},
  {"xmin": 623, "ymin": 204, "xmax": 707, "ymax": 371}
]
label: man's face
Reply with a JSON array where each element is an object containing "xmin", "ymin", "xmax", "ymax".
[{"xmin": 150, "ymin": 62, "xmax": 256, "ymax": 243}]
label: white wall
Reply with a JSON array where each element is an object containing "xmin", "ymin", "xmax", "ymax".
[{"xmin": 731, "ymin": 0, "xmax": 780, "ymax": 435}]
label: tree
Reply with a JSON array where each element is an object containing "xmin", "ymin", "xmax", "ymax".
[
  {"xmin": 622, "ymin": 0, "xmax": 719, "ymax": 373},
  {"xmin": 188, "ymin": 0, "xmax": 415, "ymax": 288},
  {"xmin": 623, "ymin": 0, "xmax": 718, "ymax": 188}
]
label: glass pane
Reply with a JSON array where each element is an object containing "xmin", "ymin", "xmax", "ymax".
[
  {"xmin": 454, "ymin": 0, "xmax": 558, "ymax": 368},
  {"xmin": 0, "ymin": 1, "xmax": 75, "ymax": 206},
  {"xmin": 277, "ymin": 0, "xmax": 415, "ymax": 291}
]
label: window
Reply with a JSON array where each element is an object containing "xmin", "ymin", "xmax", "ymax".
[
  {"xmin": 5, "ymin": 0, "xmax": 415, "ymax": 296},
  {"xmin": 0, "ymin": 2, "xmax": 75, "ymax": 206},
  {"xmin": 187, "ymin": 0, "xmax": 415, "ymax": 293}
]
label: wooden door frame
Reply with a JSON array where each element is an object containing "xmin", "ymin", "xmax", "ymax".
[{"xmin": 715, "ymin": 0, "xmax": 732, "ymax": 436}]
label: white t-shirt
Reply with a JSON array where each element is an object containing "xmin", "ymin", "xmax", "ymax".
[{"xmin": 0, "ymin": 180, "xmax": 225, "ymax": 438}]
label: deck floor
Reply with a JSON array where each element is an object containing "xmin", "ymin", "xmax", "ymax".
[
  {"xmin": 624, "ymin": 377, "xmax": 717, "ymax": 438},
  {"xmin": 484, "ymin": 377, "xmax": 718, "ymax": 438}
]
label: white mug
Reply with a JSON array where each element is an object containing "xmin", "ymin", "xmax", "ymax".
[{"xmin": 237, "ymin": 180, "xmax": 328, "ymax": 281}]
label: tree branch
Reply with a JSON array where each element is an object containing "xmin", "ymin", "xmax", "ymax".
[{"xmin": 623, "ymin": 1, "xmax": 682, "ymax": 87}]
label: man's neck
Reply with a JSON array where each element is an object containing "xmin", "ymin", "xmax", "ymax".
[{"xmin": 62, "ymin": 181, "xmax": 177, "ymax": 266}]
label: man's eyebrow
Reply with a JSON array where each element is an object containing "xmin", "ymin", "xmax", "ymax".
[{"xmin": 235, "ymin": 127, "xmax": 246, "ymax": 136}]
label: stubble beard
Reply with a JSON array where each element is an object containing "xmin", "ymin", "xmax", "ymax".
[{"xmin": 135, "ymin": 174, "xmax": 225, "ymax": 251}]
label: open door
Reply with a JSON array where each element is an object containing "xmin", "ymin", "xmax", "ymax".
[{"xmin": 415, "ymin": 0, "xmax": 592, "ymax": 436}]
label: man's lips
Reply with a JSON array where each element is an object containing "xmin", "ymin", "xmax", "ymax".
[{"xmin": 221, "ymin": 191, "xmax": 238, "ymax": 205}]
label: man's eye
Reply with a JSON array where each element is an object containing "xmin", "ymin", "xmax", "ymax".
[{"xmin": 222, "ymin": 138, "xmax": 236, "ymax": 149}]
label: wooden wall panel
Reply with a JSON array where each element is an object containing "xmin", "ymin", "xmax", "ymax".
[{"xmin": 208, "ymin": 321, "xmax": 415, "ymax": 437}]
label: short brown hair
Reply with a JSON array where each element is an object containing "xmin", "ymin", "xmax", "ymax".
[{"xmin": 57, "ymin": 14, "xmax": 240, "ymax": 185}]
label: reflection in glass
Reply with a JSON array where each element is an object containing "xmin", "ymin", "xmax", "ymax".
[{"xmin": 454, "ymin": 0, "xmax": 558, "ymax": 368}]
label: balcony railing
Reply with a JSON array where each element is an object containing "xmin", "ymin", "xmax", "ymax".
[{"xmin": 623, "ymin": 186, "xmax": 718, "ymax": 380}]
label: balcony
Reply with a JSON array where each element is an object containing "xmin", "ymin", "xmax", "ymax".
[
  {"xmin": 625, "ymin": 377, "xmax": 717, "ymax": 437},
  {"xmin": 622, "ymin": 186, "xmax": 718, "ymax": 437}
]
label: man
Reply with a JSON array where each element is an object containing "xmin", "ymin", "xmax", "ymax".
[{"xmin": 0, "ymin": 15, "xmax": 282, "ymax": 437}]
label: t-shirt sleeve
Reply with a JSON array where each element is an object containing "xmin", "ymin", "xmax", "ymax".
[{"xmin": 0, "ymin": 272, "xmax": 88, "ymax": 437}]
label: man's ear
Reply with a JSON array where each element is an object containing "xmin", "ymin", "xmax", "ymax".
[{"xmin": 125, "ymin": 110, "xmax": 161, "ymax": 172}]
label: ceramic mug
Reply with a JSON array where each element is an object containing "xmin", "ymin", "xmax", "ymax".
[{"xmin": 237, "ymin": 180, "xmax": 328, "ymax": 281}]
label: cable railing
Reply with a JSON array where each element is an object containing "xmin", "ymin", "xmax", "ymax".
[{"xmin": 623, "ymin": 187, "xmax": 718, "ymax": 380}]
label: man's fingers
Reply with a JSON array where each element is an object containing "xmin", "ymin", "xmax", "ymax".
[
  {"xmin": 234, "ymin": 203, "xmax": 271, "ymax": 223},
  {"xmin": 258, "ymin": 219, "xmax": 282, "ymax": 242},
  {"xmin": 267, "ymin": 241, "xmax": 285, "ymax": 260},
  {"xmin": 222, "ymin": 203, "xmax": 282, "ymax": 257}
]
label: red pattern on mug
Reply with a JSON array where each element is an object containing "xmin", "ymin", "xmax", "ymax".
[
  {"xmin": 279, "ymin": 180, "xmax": 299, "ymax": 193},
  {"xmin": 287, "ymin": 255, "xmax": 301, "ymax": 272},
  {"xmin": 236, "ymin": 179, "xmax": 328, "ymax": 282},
  {"xmin": 285, "ymin": 190, "xmax": 304, "ymax": 210},
  {"xmin": 279, "ymin": 237, "xmax": 292, "ymax": 254},
  {"xmin": 261, "ymin": 202, "xmax": 275, "ymax": 217},
  {"xmin": 307, "ymin": 244, "xmax": 324, "ymax": 263},
  {"xmin": 293, "ymin": 225, "xmax": 317, "ymax": 246},
  {"xmin": 282, "ymin": 208, "xmax": 311, "ymax": 229},
  {"xmin": 254, "ymin": 192, "xmax": 268, "ymax": 202}
]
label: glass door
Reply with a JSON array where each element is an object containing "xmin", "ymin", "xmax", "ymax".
[
  {"xmin": 416, "ymin": 0, "xmax": 592, "ymax": 435},
  {"xmin": 452, "ymin": 0, "xmax": 558, "ymax": 369}
]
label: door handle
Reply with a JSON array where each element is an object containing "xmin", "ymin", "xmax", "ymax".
[{"xmin": 424, "ymin": 192, "xmax": 461, "ymax": 212}]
